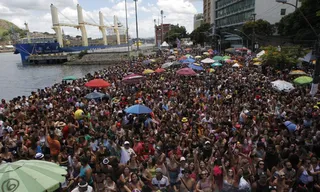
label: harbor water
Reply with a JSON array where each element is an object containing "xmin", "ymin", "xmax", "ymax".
[{"xmin": 0, "ymin": 52, "xmax": 111, "ymax": 100}]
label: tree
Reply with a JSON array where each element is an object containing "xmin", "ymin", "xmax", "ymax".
[
  {"xmin": 242, "ymin": 19, "xmax": 275, "ymax": 36},
  {"xmin": 189, "ymin": 23, "xmax": 211, "ymax": 45},
  {"xmin": 276, "ymin": 0, "xmax": 320, "ymax": 40},
  {"xmin": 260, "ymin": 45, "xmax": 307, "ymax": 70},
  {"xmin": 163, "ymin": 24, "xmax": 188, "ymax": 45}
]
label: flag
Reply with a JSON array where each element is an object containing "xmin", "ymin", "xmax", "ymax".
[{"xmin": 176, "ymin": 38, "xmax": 181, "ymax": 49}]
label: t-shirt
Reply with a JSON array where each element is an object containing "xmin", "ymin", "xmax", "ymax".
[{"xmin": 152, "ymin": 176, "xmax": 169, "ymax": 190}]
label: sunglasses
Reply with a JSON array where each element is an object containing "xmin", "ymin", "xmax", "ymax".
[{"xmin": 259, "ymin": 163, "xmax": 264, "ymax": 165}]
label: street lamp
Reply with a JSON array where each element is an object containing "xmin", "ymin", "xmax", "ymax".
[
  {"xmin": 161, "ymin": 10, "xmax": 164, "ymax": 43},
  {"xmin": 275, "ymin": 0, "xmax": 320, "ymax": 96},
  {"xmin": 133, "ymin": 0, "xmax": 139, "ymax": 52},
  {"xmin": 234, "ymin": 29, "xmax": 251, "ymax": 48}
]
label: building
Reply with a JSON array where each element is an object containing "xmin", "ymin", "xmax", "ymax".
[
  {"xmin": 194, "ymin": 14, "xmax": 204, "ymax": 30},
  {"xmin": 214, "ymin": 0, "xmax": 301, "ymax": 29},
  {"xmin": 155, "ymin": 24, "xmax": 171, "ymax": 46},
  {"xmin": 203, "ymin": 0, "xmax": 214, "ymax": 24}
]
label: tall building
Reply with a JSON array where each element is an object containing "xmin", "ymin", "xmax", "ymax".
[
  {"xmin": 194, "ymin": 14, "xmax": 204, "ymax": 30},
  {"xmin": 214, "ymin": 0, "xmax": 300, "ymax": 29},
  {"xmin": 203, "ymin": 0, "xmax": 213, "ymax": 23},
  {"xmin": 155, "ymin": 24, "xmax": 171, "ymax": 45}
]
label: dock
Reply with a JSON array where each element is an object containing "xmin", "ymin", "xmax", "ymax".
[{"xmin": 28, "ymin": 53, "xmax": 69, "ymax": 64}]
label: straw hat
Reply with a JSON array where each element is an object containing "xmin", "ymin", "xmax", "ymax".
[{"xmin": 181, "ymin": 117, "xmax": 188, "ymax": 123}]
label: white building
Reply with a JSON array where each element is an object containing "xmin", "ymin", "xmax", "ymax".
[
  {"xmin": 213, "ymin": 0, "xmax": 301, "ymax": 29},
  {"xmin": 194, "ymin": 14, "xmax": 204, "ymax": 30}
]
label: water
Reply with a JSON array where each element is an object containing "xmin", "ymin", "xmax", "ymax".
[{"xmin": 0, "ymin": 52, "xmax": 111, "ymax": 100}]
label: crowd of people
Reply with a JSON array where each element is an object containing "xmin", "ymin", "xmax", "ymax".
[{"xmin": 0, "ymin": 48, "xmax": 320, "ymax": 192}]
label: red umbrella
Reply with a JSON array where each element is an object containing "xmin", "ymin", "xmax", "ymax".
[
  {"xmin": 155, "ymin": 68, "xmax": 165, "ymax": 73},
  {"xmin": 176, "ymin": 68, "xmax": 196, "ymax": 76},
  {"xmin": 85, "ymin": 79, "xmax": 111, "ymax": 88}
]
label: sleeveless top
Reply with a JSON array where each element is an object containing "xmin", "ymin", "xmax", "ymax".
[
  {"xmin": 80, "ymin": 165, "xmax": 93, "ymax": 184},
  {"xmin": 299, "ymin": 168, "xmax": 313, "ymax": 184},
  {"xmin": 198, "ymin": 178, "xmax": 212, "ymax": 192}
]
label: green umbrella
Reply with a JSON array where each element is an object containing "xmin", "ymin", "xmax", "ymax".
[
  {"xmin": 223, "ymin": 55, "xmax": 231, "ymax": 59},
  {"xmin": 293, "ymin": 76, "xmax": 313, "ymax": 85},
  {"xmin": 213, "ymin": 56, "xmax": 223, "ymax": 61},
  {"xmin": 63, "ymin": 76, "xmax": 77, "ymax": 80},
  {"xmin": 211, "ymin": 62, "xmax": 222, "ymax": 67},
  {"xmin": 0, "ymin": 160, "xmax": 67, "ymax": 192}
]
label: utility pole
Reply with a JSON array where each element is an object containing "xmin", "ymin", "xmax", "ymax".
[
  {"xmin": 251, "ymin": 13, "xmax": 256, "ymax": 52},
  {"xmin": 125, "ymin": 0, "xmax": 130, "ymax": 60},
  {"xmin": 154, "ymin": 19, "xmax": 157, "ymax": 45},
  {"xmin": 134, "ymin": 0, "xmax": 139, "ymax": 52},
  {"xmin": 161, "ymin": 10, "xmax": 164, "ymax": 43}
]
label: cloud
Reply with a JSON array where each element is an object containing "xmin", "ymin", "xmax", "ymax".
[{"xmin": 0, "ymin": 0, "xmax": 199, "ymax": 39}]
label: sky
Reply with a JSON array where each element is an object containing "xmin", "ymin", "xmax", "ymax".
[{"xmin": 0, "ymin": 0, "xmax": 203, "ymax": 39}]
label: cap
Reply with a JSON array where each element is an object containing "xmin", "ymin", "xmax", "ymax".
[
  {"xmin": 155, "ymin": 168, "xmax": 163, "ymax": 174},
  {"xmin": 35, "ymin": 153, "xmax": 44, "ymax": 159},
  {"xmin": 103, "ymin": 158, "xmax": 109, "ymax": 165},
  {"xmin": 124, "ymin": 141, "xmax": 130, "ymax": 145},
  {"xmin": 205, "ymin": 141, "xmax": 211, "ymax": 145},
  {"xmin": 180, "ymin": 157, "xmax": 186, "ymax": 161},
  {"xmin": 78, "ymin": 181, "xmax": 88, "ymax": 188}
]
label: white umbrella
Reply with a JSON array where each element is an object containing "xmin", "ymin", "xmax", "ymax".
[
  {"xmin": 271, "ymin": 80, "xmax": 295, "ymax": 92},
  {"xmin": 168, "ymin": 55, "xmax": 176, "ymax": 60},
  {"xmin": 232, "ymin": 63, "xmax": 240, "ymax": 68},
  {"xmin": 201, "ymin": 58, "xmax": 215, "ymax": 64},
  {"xmin": 161, "ymin": 62, "xmax": 173, "ymax": 68}
]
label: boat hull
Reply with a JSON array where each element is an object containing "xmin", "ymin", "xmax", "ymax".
[{"xmin": 14, "ymin": 43, "xmax": 128, "ymax": 63}]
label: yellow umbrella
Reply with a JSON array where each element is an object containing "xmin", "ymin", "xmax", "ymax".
[
  {"xmin": 150, "ymin": 59, "xmax": 156, "ymax": 62},
  {"xmin": 195, "ymin": 55, "xmax": 202, "ymax": 59},
  {"xmin": 253, "ymin": 58, "xmax": 261, "ymax": 61},
  {"xmin": 142, "ymin": 69, "xmax": 155, "ymax": 74},
  {"xmin": 203, "ymin": 52, "xmax": 209, "ymax": 55},
  {"xmin": 289, "ymin": 70, "xmax": 307, "ymax": 75},
  {"xmin": 208, "ymin": 68, "xmax": 215, "ymax": 73},
  {"xmin": 253, "ymin": 62, "xmax": 261, "ymax": 66}
]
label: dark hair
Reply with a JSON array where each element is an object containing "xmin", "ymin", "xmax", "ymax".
[{"xmin": 80, "ymin": 156, "xmax": 89, "ymax": 165}]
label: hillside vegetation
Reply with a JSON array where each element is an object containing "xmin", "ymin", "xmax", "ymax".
[{"xmin": 0, "ymin": 19, "xmax": 25, "ymax": 41}]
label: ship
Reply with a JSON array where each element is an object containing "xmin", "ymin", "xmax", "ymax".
[{"xmin": 14, "ymin": 4, "xmax": 130, "ymax": 63}]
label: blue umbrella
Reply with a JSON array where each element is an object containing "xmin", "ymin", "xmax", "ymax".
[
  {"xmin": 85, "ymin": 92, "xmax": 105, "ymax": 99},
  {"xmin": 181, "ymin": 58, "xmax": 196, "ymax": 64},
  {"xmin": 211, "ymin": 62, "xmax": 222, "ymax": 67},
  {"xmin": 284, "ymin": 121, "xmax": 297, "ymax": 133},
  {"xmin": 125, "ymin": 104, "xmax": 152, "ymax": 114},
  {"xmin": 188, "ymin": 63, "xmax": 204, "ymax": 71}
]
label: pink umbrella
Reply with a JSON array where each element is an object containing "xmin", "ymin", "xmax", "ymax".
[
  {"xmin": 155, "ymin": 68, "xmax": 165, "ymax": 73},
  {"xmin": 123, "ymin": 74, "xmax": 144, "ymax": 80},
  {"xmin": 176, "ymin": 68, "xmax": 196, "ymax": 76}
]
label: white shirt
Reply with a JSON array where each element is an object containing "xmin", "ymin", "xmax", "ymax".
[
  {"xmin": 120, "ymin": 147, "xmax": 136, "ymax": 164},
  {"xmin": 152, "ymin": 176, "xmax": 169, "ymax": 190},
  {"xmin": 71, "ymin": 186, "xmax": 93, "ymax": 192}
]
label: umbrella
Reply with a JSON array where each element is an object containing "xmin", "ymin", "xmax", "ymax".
[
  {"xmin": 85, "ymin": 79, "xmax": 111, "ymax": 88},
  {"xmin": 179, "ymin": 56, "xmax": 187, "ymax": 61},
  {"xmin": 289, "ymin": 70, "xmax": 307, "ymax": 75},
  {"xmin": 208, "ymin": 68, "xmax": 215, "ymax": 73},
  {"xmin": 142, "ymin": 69, "xmax": 155, "ymax": 74},
  {"xmin": 293, "ymin": 76, "xmax": 313, "ymax": 85},
  {"xmin": 155, "ymin": 68, "xmax": 165, "ymax": 73},
  {"xmin": 176, "ymin": 68, "xmax": 197, "ymax": 76},
  {"xmin": 203, "ymin": 52, "xmax": 209, "ymax": 55},
  {"xmin": 123, "ymin": 74, "xmax": 144, "ymax": 80},
  {"xmin": 195, "ymin": 55, "xmax": 202, "ymax": 59},
  {"xmin": 253, "ymin": 62, "xmax": 262, "ymax": 66},
  {"xmin": 85, "ymin": 92, "xmax": 105, "ymax": 99},
  {"xmin": 201, "ymin": 58, "xmax": 215, "ymax": 64},
  {"xmin": 142, "ymin": 60, "xmax": 151, "ymax": 65},
  {"xmin": 150, "ymin": 59, "xmax": 156, "ymax": 63},
  {"xmin": 253, "ymin": 58, "xmax": 261, "ymax": 61},
  {"xmin": 63, "ymin": 76, "xmax": 77, "ymax": 81},
  {"xmin": 232, "ymin": 63, "xmax": 241, "ymax": 68},
  {"xmin": 223, "ymin": 56, "xmax": 231, "ymax": 59},
  {"xmin": 168, "ymin": 55, "xmax": 176, "ymax": 60},
  {"xmin": 161, "ymin": 62, "xmax": 173, "ymax": 68},
  {"xmin": 271, "ymin": 80, "xmax": 295, "ymax": 92},
  {"xmin": 182, "ymin": 58, "xmax": 196, "ymax": 64},
  {"xmin": 188, "ymin": 63, "xmax": 204, "ymax": 71},
  {"xmin": 185, "ymin": 54, "xmax": 192, "ymax": 58},
  {"xmin": 213, "ymin": 56, "xmax": 223, "ymax": 61},
  {"xmin": 225, "ymin": 48, "xmax": 235, "ymax": 53},
  {"xmin": 125, "ymin": 104, "xmax": 152, "ymax": 114},
  {"xmin": 0, "ymin": 160, "xmax": 67, "ymax": 192},
  {"xmin": 211, "ymin": 62, "xmax": 222, "ymax": 67}
]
